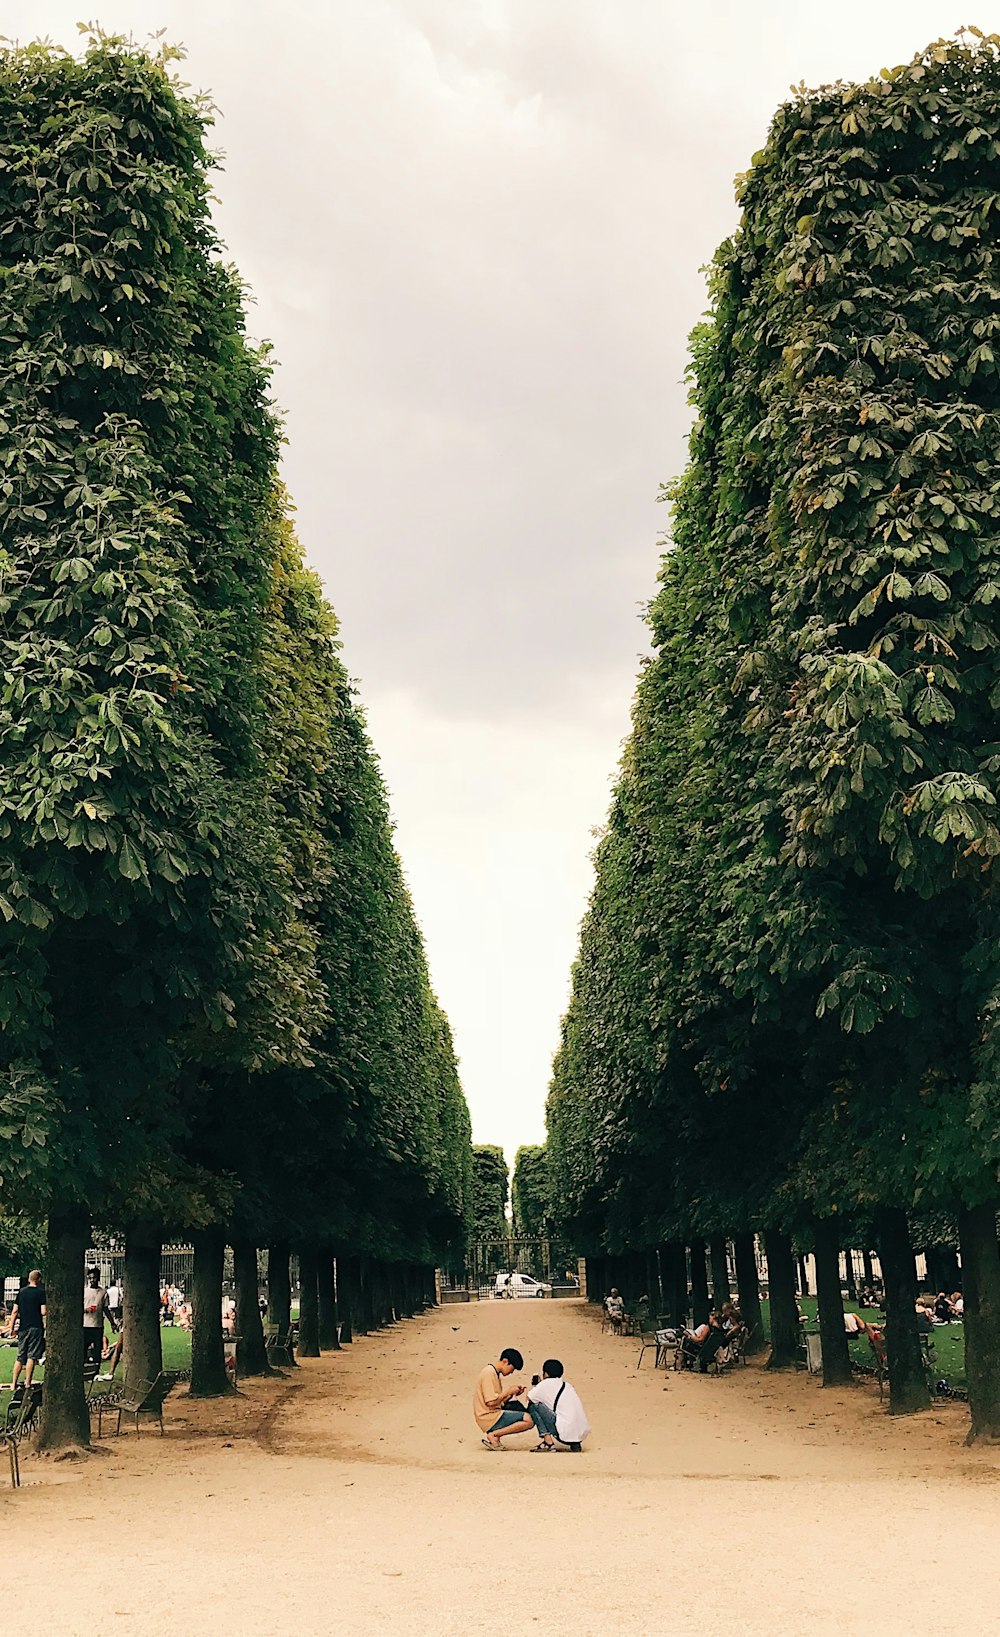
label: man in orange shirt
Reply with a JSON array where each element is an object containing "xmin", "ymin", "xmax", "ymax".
[{"xmin": 473, "ymin": 1347, "xmax": 533, "ymax": 1449}]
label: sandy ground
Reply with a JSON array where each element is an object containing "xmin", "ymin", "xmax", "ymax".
[{"xmin": 4, "ymin": 1297, "xmax": 999, "ymax": 1636}]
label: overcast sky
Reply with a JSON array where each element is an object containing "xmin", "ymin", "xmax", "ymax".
[{"xmin": 19, "ymin": 0, "xmax": 960, "ymax": 1164}]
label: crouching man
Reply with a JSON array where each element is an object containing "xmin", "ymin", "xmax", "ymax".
[
  {"xmin": 474, "ymin": 1347, "xmax": 534, "ymax": 1450},
  {"xmin": 527, "ymin": 1358, "xmax": 591, "ymax": 1452}
]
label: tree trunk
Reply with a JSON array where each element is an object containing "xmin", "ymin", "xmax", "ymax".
[
  {"xmin": 764, "ymin": 1229, "xmax": 800, "ymax": 1369},
  {"xmin": 875, "ymin": 1207, "xmax": 929, "ymax": 1415},
  {"xmin": 297, "ymin": 1242, "xmax": 320, "ymax": 1357},
  {"xmin": 645, "ymin": 1249, "xmax": 661, "ymax": 1313},
  {"xmin": 709, "ymin": 1236, "xmax": 731, "ymax": 1305},
  {"xmin": 35, "ymin": 1208, "xmax": 90, "ymax": 1454},
  {"xmin": 689, "ymin": 1239, "xmax": 710, "ymax": 1325},
  {"xmin": 123, "ymin": 1222, "xmax": 163, "ymax": 1387},
  {"xmin": 734, "ymin": 1232, "xmax": 764, "ymax": 1350},
  {"xmin": 843, "ymin": 1250, "xmax": 858, "ymax": 1304},
  {"xmin": 958, "ymin": 1202, "xmax": 1000, "ymax": 1443},
  {"xmin": 190, "ymin": 1228, "xmax": 232, "ymax": 1397},
  {"xmin": 234, "ymin": 1239, "xmax": 269, "ymax": 1377},
  {"xmin": 318, "ymin": 1247, "xmax": 341, "ymax": 1349},
  {"xmin": 337, "ymin": 1256, "xmax": 354, "ymax": 1343},
  {"xmin": 267, "ymin": 1242, "xmax": 291, "ymax": 1329},
  {"xmin": 814, "ymin": 1217, "xmax": 852, "ymax": 1388},
  {"xmin": 266, "ymin": 1242, "xmax": 296, "ymax": 1367}
]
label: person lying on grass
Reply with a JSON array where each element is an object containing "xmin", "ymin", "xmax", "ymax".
[
  {"xmin": 474, "ymin": 1347, "xmax": 532, "ymax": 1449},
  {"xmin": 526, "ymin": 1358, "xmax": 591, "ymax": 1452}
]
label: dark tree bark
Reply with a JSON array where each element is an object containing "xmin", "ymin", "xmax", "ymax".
[
  {"xmin": 318, "ymin": 1247, "xmax": 341, "ymax": 1349},
  {"xmin": 645, "ymin": 1248, "xmax": 662, "ymax": 1313},
  {"xmin": 689, "ymin": 1239, "xmax": 710, "ymax": 1325},
  {"xmin": 123, "ymin": 1221, "xmax": 163, "ymax": 1387},
  {"xmin": 734, "ymin": 1232, "xmax": 764, "ymax": 1350},
  {"xmin": 234, "ymin": 1239, "xmax": 269, "ymax": 1377},
  {"xmin": 659, "ymin": 1242, "xmax": 685, "ymax": 1326},
  {"xmin": 35, "ymin": 1208, "xmax": 90, "ymax": 1454},
  {"xmin": 876, "ymin": 1207, "xmax": 929, "ymax": 1415},
  {"xmin": 267, "ymin": 1242, "xmax": 291, "ymax": 1330},
  {"xmin": 587, "ymin": 1255, "xmax": 603, "ymax": 1304},
  {"xmin": 843, "ymin": 1250, "xmax": 858, "ymax": 1304},
  {"xmin": 958, "ymin": 1202, "xmax": 1000, "ymax": 1443},
  {"xmin": 297, "ymin": 1242, "xmax": 320, "ymax": 1357},
  {"xmin": 814, "ymin": 1217, "xmax": 852, "ymax": 1387},
  {"xmin": 190, "ymin": 1228, "xmax": 233, "ymax": 1397},
  {"xmin": 336, "ymin": 1256, "xmax": 353, "ymax": 1343},
  {"xmin": 764, "ymin": 1229, "xmax": 801, "ymax": 1369},
  {"xmin": 709, "ymin": 1236, "xmax": 731, "ymax": 1305}
]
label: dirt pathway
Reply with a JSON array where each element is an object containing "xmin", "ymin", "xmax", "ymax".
[{"xmin": 3, "ymin": 1298, "xmax": 998, "ymax": 1635}]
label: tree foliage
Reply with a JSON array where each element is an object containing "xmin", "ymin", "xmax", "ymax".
[
  {"xmin": 0, "ymin": 33, "xmax": 472, "ymax": 1442},
  {"xmin": 547, "ymin": 31, "xmax": 1000, "ymax": 1435}
]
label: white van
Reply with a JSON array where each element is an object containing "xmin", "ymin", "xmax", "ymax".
[{"xmin": 494, "ymin": 1272, "xmax": 552, "ymax": 1299}]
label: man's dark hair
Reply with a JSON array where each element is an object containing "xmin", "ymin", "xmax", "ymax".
[
  {"xmin": 543, "ymin": 1358, "xmax": 564, "ymax": 1377},
  {"xmin": 86, "ymin": 1267, "xmax": 99, "ymax": 1281},
  {"xmin": 499, "ymin": 1347, "xmax": 523, "ymax": 1370}
]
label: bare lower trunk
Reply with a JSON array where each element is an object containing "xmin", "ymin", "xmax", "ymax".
[
  {"xmin": 734, "ymin": 1232, "xmax": 764, "ymax": 1350},
  {"xmin": 318, "ymin": 1246, "xmax": 341, "ymax": 1349},
  {"xmin": 764, "ymin": 1229, "xmax": 800, "ymax": 1369},
  {"xmin": 123, "ymin": 1222, "xmax": 163, "ymax": 1386},
  {"xmin": 234, "ymin": 1239, "xmax": 270, "ymax": 1376},
  {"xmin": 709, "ymin": 1236, "xmax": 731, "ymax": 1306},
  {"xmin": 876, "ymin": 1207, "xmax": 929, "ymax": 1416},
  {"xmin": 336, "ymin": 1256, "xmax": 353, "ymax": 1343},
  {"xmin": 190, "ymin": 1228, "xmax": 233, "ymax": 1397},
  {"xmin": 958, "ymin": 1202, "xmax": 1000, "ymax": 1443},
  {"xmin": 297, "ymin": 1242, "xmax": 320, "ymax": 1357},
  {"xmin": 267, "ymin": 1243, "xmax": 296, "ymax": 1366},
  {"xmin": 689, "ymin": 1239, "xmax": 710, "ymax": 1325},
  {"xmin": 814, "ymin": 1217, "xmax": 852, "ymax": 1388},
  {"xmin": 36, "ymin": 1209, "xmax": 90, "ymax": 1454}
]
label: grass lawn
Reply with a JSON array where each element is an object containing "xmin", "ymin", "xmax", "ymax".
[
  {"xmin": 785, "ymin": 1296, "xmax": 966, "ymax": 1388},
  {"xmin": 0, "ymin": 1323, "xmax": 193, "ymax": 1418}
]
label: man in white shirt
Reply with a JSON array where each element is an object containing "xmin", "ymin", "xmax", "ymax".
[{"xmin": 526, "ymin": 1358, "xmax": 591, "ymax": 1452}]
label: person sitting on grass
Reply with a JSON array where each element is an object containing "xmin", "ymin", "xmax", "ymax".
[
  {"xmin": 527, "ymin": 1358, "xmax": 591, "ymax": 1452},
  {"xmin": 474, "ymin": 1347, "xmax": 532, "ymax": 1450}
]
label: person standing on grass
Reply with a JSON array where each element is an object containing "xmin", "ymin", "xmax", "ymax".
[
  {"xmin": 8, "ymin": 1270, "xmax": 46, "ymax": 1395},
  {"xmin": 526, "ymin": 1358, "xmax": 591, "ymax": 1452},
  {"xmin": 473, "ymin": 1347, "xmax": 533, "ymax": 1449},
  {"xmin": 83, "ymin": 1266, "xmax": 117, "ymax": 1366}
]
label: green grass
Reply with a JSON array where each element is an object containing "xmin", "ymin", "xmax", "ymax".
[
  {"xmin": 790, "ymin": 1296, "xmax": 967, "ymax": 1388},
  {"xmin": 0, "ymin": 1324, "xmax": 193, "ymax": 1419}
]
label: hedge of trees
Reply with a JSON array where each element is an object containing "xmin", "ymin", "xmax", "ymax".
[
  {"xmin": 547, "ymin": 33, "xmax": 1000, "ymax": 1441},
  {"xmin": 0, "ymin": 34, "xmax": 472, "ymax": 1453}
]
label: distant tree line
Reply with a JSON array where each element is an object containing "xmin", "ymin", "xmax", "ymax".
[
  {"xmin": 0, "ymin": 35, "xmax": 472, "ymax": 1453},
  {"xmin": 546, "ymin": 34, "xmax": 1000, "ymax": 1440}
]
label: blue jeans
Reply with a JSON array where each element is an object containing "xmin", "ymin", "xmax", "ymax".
[
  {"xmin": 489, "ymin": 1407, "xmax": 529, "ymax": 1434},
  {"xmin": 528, "ymin": 1401, "xmax": 558, "ymax": 1441}
]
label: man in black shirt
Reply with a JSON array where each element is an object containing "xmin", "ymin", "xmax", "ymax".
[{"xmin": 9, "ymin": 1270, "xmax": 46, "ymax": 1395}]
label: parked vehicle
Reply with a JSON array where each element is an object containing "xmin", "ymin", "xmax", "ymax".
[{"xmin": 493, "ymin": 1272, "xmax": 552, "ymax": 1299}]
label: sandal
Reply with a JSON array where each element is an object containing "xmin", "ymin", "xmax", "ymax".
[
  {"xmin": 530, "ymin": 1441, "xmax": 555, "ymax": 1452},
  {"xmin": 481, "ymin": 1436, "xmax": 505, "ymax": 1450}
]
